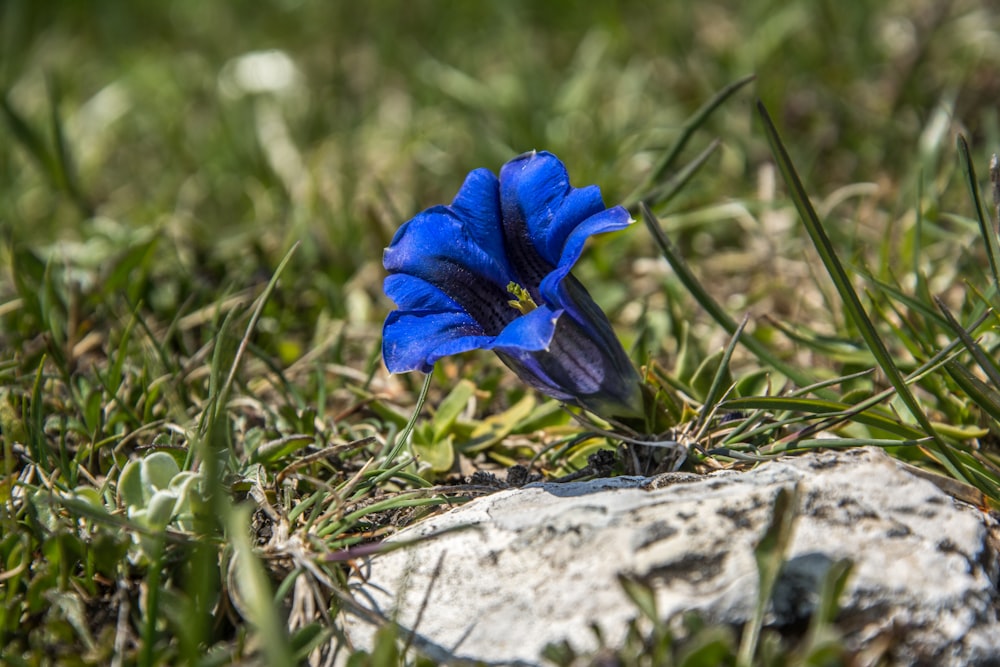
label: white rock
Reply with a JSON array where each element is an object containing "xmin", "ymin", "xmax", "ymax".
[{"xmin": 341, "ymin": 448, "xmax": 1000, "ymax": 665}]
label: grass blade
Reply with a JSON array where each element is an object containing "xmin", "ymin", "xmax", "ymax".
[
  {"xmin": 625, "ymin": 73, "xmax": 756, "ymax": 207},
  {"xmin": 934, "ymin": 296, "xmax": 1000, "ymax": 389},
  {"xmin": 381, "ymin": 370, "xmax": 434, "ymax": 466},
  {"xmin": 213, "ymin": 242, "xmax": 300, "ymax": 426},
  {"xmin": 692, "ymin": 315, "xmax": 747, "ymax": 435},
  {"xmin": 944, "ymin": 361, "xmax": 1000, "ymax": 424},
  {"xmin": 643, "ymin": 138, "xmax": 721, "ymax": 209},
  {"xmin": 227, "ymin": 506, "xmax": 296, "ymax": 666},
  {"xmin": 1, "ymin": 93, "xmax": 57, "ymax": 182},
  {"xmin": 722, "ymin": 395, "xmax": 926, "ymax": 440},
  {"xmin": 46, "ymin": 75, "xmax": 92, "ymax": 217},
  {"xmin": 1, "ymin": 84, "xmax": 92, "ymax": 217},
  {"xmin": 957, "ymin": 134, "xmax": 1000, "ymax": 292},
  {"xmin": 737, "ymin": 485, "xmax": 799, "ymax": 667}
]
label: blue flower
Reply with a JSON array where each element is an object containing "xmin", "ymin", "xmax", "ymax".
[{"xmin": 382, "ymin": 151, "xmax": 644, "ymax": 420}]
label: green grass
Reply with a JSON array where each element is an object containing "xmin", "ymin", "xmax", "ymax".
[{"xmin": 2, "ymin": 1, "xmax": 1000, "ymax": 664}]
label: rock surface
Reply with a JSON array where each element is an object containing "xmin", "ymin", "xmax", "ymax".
[{"xmin": 342, "ymin": 448, "xmax": 1000, "ymax": 665}]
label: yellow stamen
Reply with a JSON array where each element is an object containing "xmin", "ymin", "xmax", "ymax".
[{"xmin": 506, "ymin": 281, "xmax": 538, "ymax": 315}]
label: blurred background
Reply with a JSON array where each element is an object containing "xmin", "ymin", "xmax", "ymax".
[{"xmin": 2, "ymin": 0, "xmax": 999, "ymax": 371}]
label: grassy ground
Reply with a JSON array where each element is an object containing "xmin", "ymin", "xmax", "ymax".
[{"xmin": 2, "ymin": 0, "xmax": 1000, "ymax": 664}]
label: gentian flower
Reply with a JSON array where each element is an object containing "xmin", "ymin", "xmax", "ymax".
[{"xmin": 382, "ymin": 151, "xmax": 644, "ymax": 421}]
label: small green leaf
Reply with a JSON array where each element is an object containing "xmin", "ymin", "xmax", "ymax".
[
  {"xmin": 678, "ymin": 626, "xmax": 737, "ymax": 667},
  {"xmin": 733, "ymin": 369, "xmax": 770, "ymax": 399},
  {"xmin": 675, "ymin": 322, "xmax": 702, "ymax": 390},
  {"xmin": 367, "ymin": 399, "xmax": 410, "ymax": 428},
  {"xmin": 250, "ymin": 434, "xmax": 314, "ymax": 464},
  {"xmin": 689, "ymin": 349, "xmax": 727, "ymax": 403},
  {"xmin": 617, "ymin": 573, "xmax": 658, "ymax": 623},
  {"xmin": 117, "ymin": 460, "xmax": 144, "ymax": 508},
  {"xmin": 83, "ymin": 385, "xmax": 103, "ymax": 436},
  {"xmin": 141, "ymin": 452, "xmax": 182, "ymax": 496},
  {"xmin": 811, "ymin": 558, "xmax": 853, "ymax": 628},
  {"xmin": 463, "ymin": 394, "xmax": 536, "ymax": 453},
  {"xmin": 369, "ymin": 623, "xmax": 400, "ymax": 666},
  {"xmin": 118, "ymin": 451, "xmax": 180, "ymax": 509},
  {"xmin": 0, "ymin": 397, "xmax": 27, "ymax": 443},
  {"xmin": 511, "ymin": 399, "xmax": 568, "ymax": 433},
  {"xmin": 145, "ymin": 491, "xmax": 181, "ymax": 528},
  {"xmin": 70, "ymin": 487, "xmax": 109, "ymax": 516},
  {"xmin": 227, "ymin": 505, "xmax": 296, "ymax": 666},
  {"xmin": 432, "ymin": 379, "xmax": 476, "ymax": 441},
  {"xmin": 102, "ymin": 236, "xmax": 159, "ymax": 300},
  {"xmin": 413, "ymin": 433, "xmax": 456, "ymax": 473},
  {"xmin": 290, "ymin": 622, "xmax": 330, "ymax": 661}
]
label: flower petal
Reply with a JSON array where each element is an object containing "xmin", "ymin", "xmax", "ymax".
[
  {"xmin": 501, "ymin": 151, "xmax": 619, "ymax": 259},
  {"xmin": 539, "ymin": 206, "xmax": 633, "ymax": 307},
  {"xmin": 497, "ymin": 310, "xmax": 644, "ymax": 414},
  {"xmin": 498, "ymin": 151, "xmax": 630, "ymax": 292},
  {"xmin": 384, "ymin": 273, "xmax": 463, "ymax": 312},
  {"xmin": 542, "ymin": 184, "xmax": 607, "ymax": 264},
  {"xmin": 489, "ymin": 306, "xmax": 630, "ymax": 404},
  {"xmin": 382, "ymin": 309, "xmax": 490, "ymax": 373},
  {"xmin": 449, "ymin": 168, "xmax": 507, "ymax": 262},
  {"xmin": 499, "ymin": 152, "xmax": 569, "ymax": 256},
  {"xmin": 384, "ymin": 196, "xmax": 525, "ymax": 336},
  {"xmin": 486, "ymin": 306, "xmax": 574, "ymax": 400},
  {"xmin": 489, "ymin": 310, "xmax": 570, "ymax": 401},
  {"xmin": 495, "ymin": 350, "xmax": 576, "ymax": 402},
  {"xmin": 554, "ymin": 204, "xmax": 633, "ymax": 271},
  {"xmin": 383, "ymin": 168, "xmax": 510, "ymax": 285},
  {"xmin": 489, "ymin": 305, "xmax": 560, "ymax": 353},
  {"xmin": 383, "ymin": 206, "xmax": 511, "ymax": 289},
  {"xmin": 498, "ymin": 151, "xmax": 565, "ymax": 286}
]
